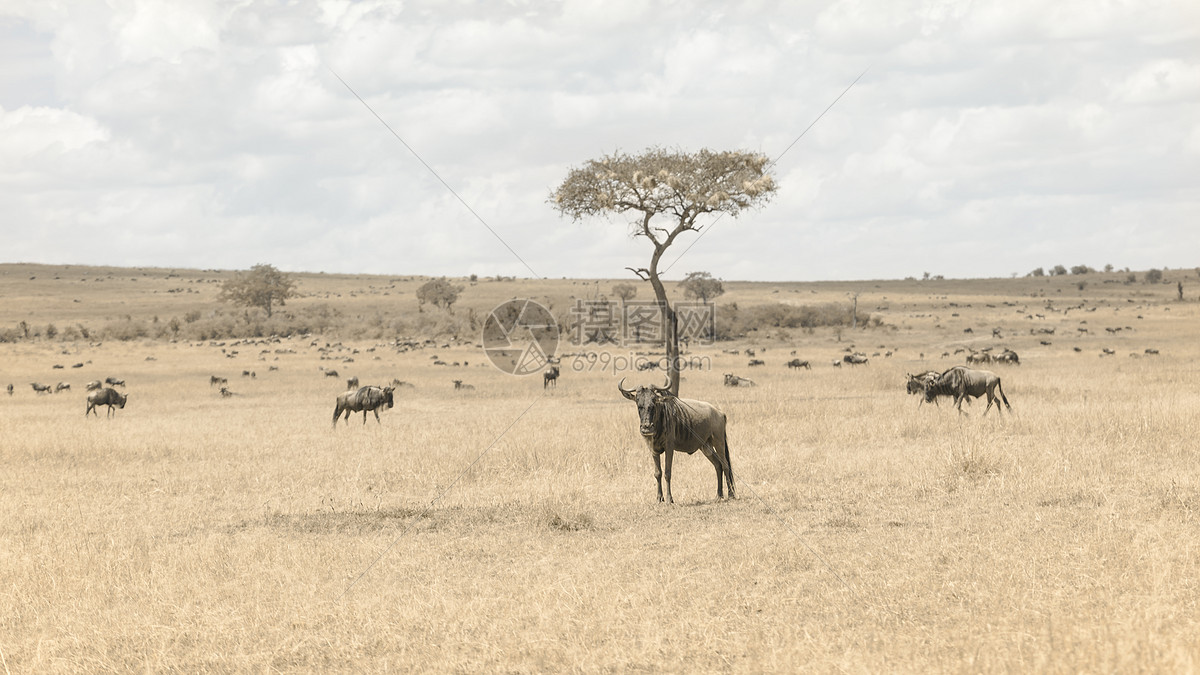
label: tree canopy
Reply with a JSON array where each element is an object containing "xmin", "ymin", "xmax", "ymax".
[
  {"xmin": 217, "ymin": 263, "xmax": 296, "ymax": 318},
  {"xmin": 679, "ymin": 271, "xmax": 725, "ymax": 303},
  {"xmin": 417, "ymin": 278, "xmax": 464, "ymax": 312},
  {"xmin": 611, "ymin": 283, "xmax": 638, "ymax": 302}
]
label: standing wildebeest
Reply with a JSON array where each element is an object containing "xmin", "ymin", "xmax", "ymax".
[
  {"xmin": 86, "ymin": 380, "xmax": 103, "ymax": 391},
  {"xmin": 543, "ymin": 365, "xmax": 560, "ymax": 389},
  {"xmin": 905, "ymin": 370, "xmax": 942, "ymax": 405},
  {"xmin": 86, "ymin": 387, "xmax": 128, "ymax": 417},
  {"xmin": 453, "ymin": 380, "xmax": 475, "ymax": 391},
  {"xmin": 323, "ymin": 369, "xmax": 340, "ymax": 378},
  {"xmin": 843, "ymin": 353, "xmax": 869, "ymax": 365},
  {"xmin": 105, "ymin": 377, "xmax": 125, "ymax": 387},
  {"xmin": 786, "ymin": 359, "xmax": 811, "ymax": 370},
  {"xmin": 55, "ymin": 382, "xmax": 70, "ymax": 393},
  {"xmin": 6, "ymin": 383, "xmax": 13, "ymax": 396},
  {"xmin": 994, "ymin": 349, "xmax": 1020, "ymax": 365},
  {"xmin": 747, "ymin": 359, "xmax": 766, "ymax": 367},
  {"xmin": 333, "ymin": 385, "xmax": 395, "ymax": 427},
  {"xmin": 924, "ymin": 366, "xmax": 1011, "ymax": 415},
  {"xmin": 30, "ymin": 383, "xmax": 52, "ymax": 394},
  {"xmin": 346, "ymin": 376, "xmax": 359, "ymax": 390},
  {"xmin": 210, "ymin": 375, "xmax": 227, "ymax": 387},
  {"xmin": 618, "ymin": 378, "xmax": 734, "ymax": 504}
]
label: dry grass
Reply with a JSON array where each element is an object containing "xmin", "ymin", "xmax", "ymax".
[{"xmin": 2, "ymin": 263, "xmax": 1199, "ymax": 672}]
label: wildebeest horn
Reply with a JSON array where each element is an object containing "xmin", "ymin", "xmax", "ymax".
[
  {"xmin": 651, "ymin": 376, "xmax": 671, "ymax": 392},
  {"xmin": 617, "ymin": 377, "xmax": 636, "ymax": 400}
]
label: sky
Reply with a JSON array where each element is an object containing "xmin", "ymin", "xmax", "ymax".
[{"xmin": 1, "ymin": 0, "xmax": 1197, "ymax": 282}]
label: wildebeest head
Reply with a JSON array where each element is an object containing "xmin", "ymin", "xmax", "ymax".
[
  {"xmin": 618, "ymin": 377, "xmax": 672, "ymax": 437},
  {"xmin": 382, "ymin": 386, "xmax": 395, "ymax": 408}
]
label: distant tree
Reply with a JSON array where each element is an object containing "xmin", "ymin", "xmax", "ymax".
[
  {"xmin": 1050, "ymin": 265, "xmax": 1068, "ymax": 276},
  {"xmin": 1145, "ymin": 268, "xmax": 1164, "ymax": 284},
  {"xmin": 1104, "ymin": 264, "xmax": 1114, "ymax": 273},
  {"xmin": 922, "ymin": 271, "xmax": 931, "ymax": 280},
  {"xmin": 551, "ymin": 147, "xmax": 776, "ymax": 395},
  {"xmin": 45, "ymin": 323, "xmax": 57, "ymax": 339},
  {"xmin": 679, "ymin": 271, "xmax": 725, "ymax": 303},
  {"xmin": 1126, "ymin": 272, "xmax": 1137, "ymax": 284},
  {"xmin": 1029, "ymin": 267, "xmax": 1045, "ymax": 277},
  {"xmin": 1070, "ymin": 265, "xmax": 1093, "ymax": 275},
  {"xmin": 218, "ymin": 264, "xmax": 296, "ymax": 318},
  {"xmin": 611, "ymin": 283, "xmax": 638, "ymax": 302},
  {"xmin": 417, "ymin": 278, "xmax": 464, "ymax": 312}
]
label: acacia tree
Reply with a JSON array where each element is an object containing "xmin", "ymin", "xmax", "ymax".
[
  {"xmin": 218, "ymin": 263, "xmax": 296, "ymax": 318},
  {"xmin": 552, "ymin": 147, "xmax": 776, "ymax": 395},
  {"xmin": 416, "ymin": 278, "xmax": 464, "ymax": 312},
  {"xmin": 679, "ymin": 271, "xmax": 725, "ymax": 303},
  {"xmin": 612, "ymin": 283, "xmax": 638, "ymax": 302}
]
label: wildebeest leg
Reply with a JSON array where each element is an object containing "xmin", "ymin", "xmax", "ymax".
[
  {"xmin": 651, "ymin": 451, "xmax": 665, "ymax": 503},
  {"xmin": 362, "ymin": 409, "xmax": 369, "ymax": 425},
  {"xmin": 662, "ymin": 448, "xmax": 675, "ymax": 504},
  {"xmin": 699, "ymin": 444, "xmax": 725, "ymax": 499},
  {"xmin": 373, "ymin": 408, "xmax": 382, "ymax": 424},
  {"xmin": 333, "ymin": 405, "xmax": 342, "ymax": 428}
]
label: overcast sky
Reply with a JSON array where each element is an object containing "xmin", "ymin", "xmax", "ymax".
[{"xmin": 2, "ymin": 1, "xmax": 1197, "ymax": 281}]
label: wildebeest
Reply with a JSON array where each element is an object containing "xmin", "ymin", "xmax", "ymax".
[
  {"xmin": 30, "ymin": 383, "xmax": 51, "ymax": 394},
  {"xmin": 105, "ymin": 377, "xmax": 125, "ymax": 387},
  {"xmin": 993, "ymin": 349, "xmax": 1020, "ymax": 365},
  {"xmin": 923, "ymin": 366, "xmax": 1011, "ymax": 415},
  {"xmin": 905, "ymin": 370, "xmax": 942, "ymax": 405},
  {"xmin": 453, "ymin": 380, "xmax": 475, "ymax": 391},
  {"xmin": 333, "ymin": 385, "xmax": 395, "ymax": 427},
  {"xmin": 843, "ymin": 353, "xmax": 869, "ymax": 365},
  {"xmin": 747, "ymin": 359, "xmax": 765, "ymax": 367},
  {"xmin": 786, "ymin": 359, "xmax": 811, "ymax": 370},
  {"xmin": 543, "ymin": 365, "xmax": 560, "ymax": 389},
  {"xmin": 219, "ymin": 387, "xmax": 234, "ymax": 398},
  {"xmin": 86, "ymin": 387, "xmax": 128, "ymax": 418},
  {"xmin": 966, "ymin": 351, "xmax": 991, "ymax": 365},
  {"xmin": 55, "ymin": 382, "xmax": 70, "ymax": 393},
  {"xmin": 723, "ymin": 373, "xmax": 755, "ymax": 387},
  {"xmin": 391, "ymin": 379, "xmax": 416, "ymax": 389},
  {"xmin": 210, "ymin": 375, "xmax": 227, "ymax": 387},
  {"xmin": 618, "ymin": 378, "xmax": 734, "ymax": 504},
  {"xmin": 346, "ymin": 376, "xmax": 359, "ymax": 390},
  {"xmin": 6, "ymin": 383, "xmax": 13, "ymax": 396},
  {"xmin": 323, "ymin": 369, "xmax": 340, "ymax": 378},
  {"xmin": 86, "ymin": 380, "xmax": 103, "ymax": 391}
]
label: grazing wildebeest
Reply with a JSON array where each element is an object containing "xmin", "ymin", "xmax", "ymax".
[
  {"xmin": 324, "ymin": 369, "xmax": 339, "ymax": 378},
  {"xmin": 86, "ymin": 380, "xmax": 103, "ymax": 391},
  {"xmin": 55, "ymin": 382, "xmax": 71, "ymax": 393},
  {"xmin": 723, "ymin": 373, "xmax": 755, "ymax": 387},
  {"xmin": 843, "ymin": 353, "xmax": 869, "ymax": 365},
  {"xmin": 105, "ymin": 377, "xmax": 125, "ymax": 387},
  {"xmin": 30, "ymin": 383, "xmax": 51, "ymax": 394},
  {"xmin": 993, "ymin": 349, "xmax": 1020, "ymax": 365},
  {"xmin": 333, "ymin": 385, "xmax": 395, "ymax": 427},
  {"xmin": 786, "ymin": 359, "xmax": 811, "ymax": 370},
  {"xmin": 924, "ymin": 366, "xmax": 1011, "ymax": 415},
  {"xmin": 453, "ymin": 380, "xmax": 475, "ymax": 391},
  {"xmin": 391, "ymin": 379, "xmax": 415, "ymax": 389},
  {"xmin": 966, "ymin": 351, "xmax": 991, "ymax": 365},
  {"xmin": 86, "ymin": 387, "xmax": 128, "ymax": 418},
  {"xmin": 210, "ymin": 375, "xmax": 227, "ymax": 387},
  {"xmin": 618, "ymin": 378, "xmax": 734, "ymax": 504},
  {"xmin": 346, "ymin": 376, "xmax": 359, "ymax": 390},
  {"xmin": 6, "ymin": 383, "xmax": 13, "ymax": 396},
  {"xmin": 543, "ymin": 365, "xmax": 560, "ymax": 389},
  {"xmin": 747, "ymin": 359, "xmax": 765, "ymax": 367}
]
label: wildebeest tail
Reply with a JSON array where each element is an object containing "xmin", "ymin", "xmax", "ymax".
[
  {"xmin": 997, "ymin": 380, "xmax": 1012, "ymax": 411},
  {"xmin": 722, "ymin": 423, "xmax": 735, "ymax": 498}
]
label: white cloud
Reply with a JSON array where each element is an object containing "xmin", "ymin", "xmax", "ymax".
[{"xmin": 0, "ymin": 0, "xmax": 1196, "ymax": 280}]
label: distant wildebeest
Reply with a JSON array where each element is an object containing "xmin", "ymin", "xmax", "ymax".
[
  {"xmin": 86, "ymin": 380, "xmax": 103, "ymax": 391},
  {"xmin": 333, "ymin": 385, "xmax": 395, "ymax": 427},
  {"xmin": 843, "ymin": 353, "xmax": 869, "ymax": 365},
  {"xmin": 391, "ymin": 379, "xmax": 415, "ymax": 389},
  {"xmin": 6, "ymin": 383, "xmax": 13, "ymax": 396},
  {"xmin": 242, "ymin": 370, "xmax": 252, "ymax": 377},
  {"xmin": 453, "ymin": 380, "xmax": 475, "ymax": 391},
  {"xmin": 966, "ymin": 351, "xmax": 991, "ymax": 365},
  {"xmin": 723, "ymin": 373, "xmax": 755, "ymax": 387},
  {"xmin": 346, "ymin": 376, "xmax": 359, "ymax": 390},
  {"xmin": 993, "ymin": 349, "xmax": 1020, "ymax": 365},
  {"xmin": 786, "ymin": 359, "xmax": 811, "ymax": 370},
  {"xmin": 1144, "ymin": 348, "xmax": 1160, "ymax": 355},
  {"xmin": 923, "ymin": 366, "xmax": 1011, "ymax": 415},
  {"xmin": 543, "ymin": 365, "xmax": 560, "ymax": 389},
  {"xmin": 104, "ymin": 377, "xmax": 125, "ymax": 387},
  {"xmin": 747, "ymin": 359, "xmax": 765, "ymax": 367},
  {"xmin": 86, "ymin": 387, "xmax": 128, "ymax": 418},
  {"xmin": 618, "ymin": 378, "xmax": 734, "ymax": 504},
  {"xmin": 219, "ymin": 387, "xmax": 234, "ymax": 398},
  {"xmin": 55, "ymin": 382, "xmax": 70, "ymax": 393},
  {"xmin": 324, "ymin": 369, "xmax": 340, "ymax": 378},
  {"xmin": 30, "ymin": 383, "xmax": 52, "ymax": 394},
  {"xmin": 210, "ymin": 375, "xmax": 227, "ymax": 387},
  {"xmin": 637, "ymin": 361, "xmax": 658, "ymax": 371}
]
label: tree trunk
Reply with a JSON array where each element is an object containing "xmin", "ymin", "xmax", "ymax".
[{"xmin": 647, "ymin": 247, "xmax": 681, "ymax": 396}]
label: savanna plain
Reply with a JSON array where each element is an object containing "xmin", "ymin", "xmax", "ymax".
[{"xmin": 2, "ymin": 263, "xmax": 1198, "ymax": 673}]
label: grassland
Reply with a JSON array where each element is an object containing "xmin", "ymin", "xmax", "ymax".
[{"xmin": 2, "ymin": 263, "xmax": 1198, "ymax": 673}]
